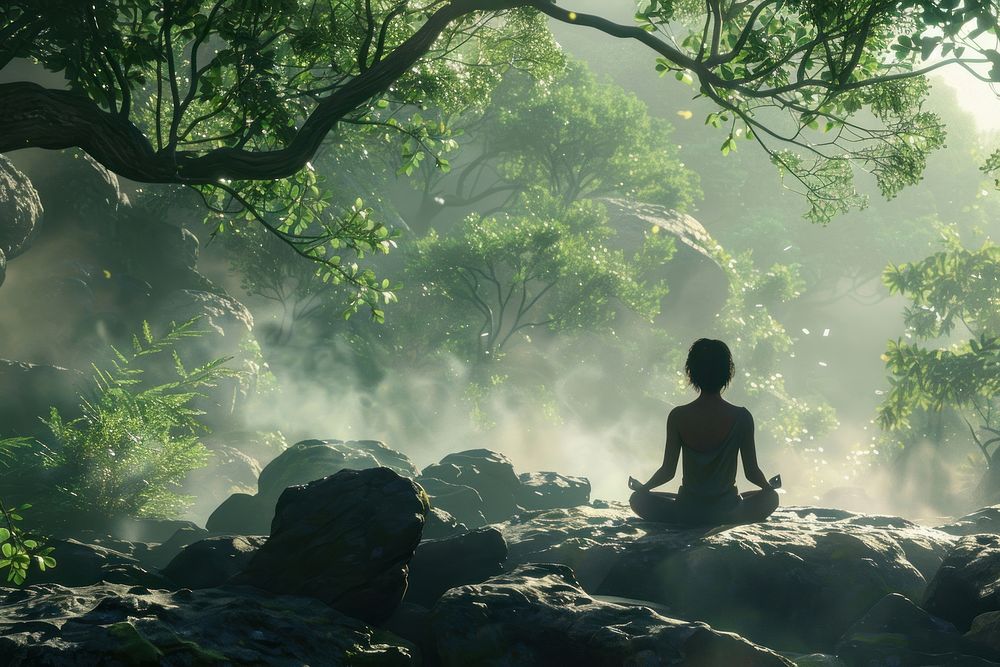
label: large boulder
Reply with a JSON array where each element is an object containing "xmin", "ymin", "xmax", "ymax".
[
  {"xmin": 163, "ymin": 535, "xmax": 267, "ymax": 589},
  {"xmin": 422, "ymin": 507, "xmax": 468, "ymax": 540},
  {"xmin": 405, "ymin": 527, "xmax": 507, "ymax": 607},
  {"xmin": 205, "ymin": 492, "xmax": 272, "ymax": 535},
  {"xmin": 498, "ymin": 503, "xmax": 956, "ymax": 652},
  {"xmin": 416, "ymin": 476, "xmax": 487, "ymax": 528},
  {"xmin": 516, "ymin": 471, "xmax": 591, "ymax": 510},
  {"xmin": 257, "ymin": 438, "xmax": 418, "ymax": 501},
  {"xmin": 0, "ymin": 583, "xmax": 417, "ymax": 665},
  {"xmin": 234, "ymin": 467, "xmax": 428, "ymax": 624},
  {"xmin": 206, "ymin": 439, "xmax": 420, "ymax": 534},
  {"xmin": 924, "ymin": 534, "xmax": 1000, "ymax": 631},
  {"xmin": 431, "ymin": 563, "xmax": 792, "ymax": 666},
  {"xmin": 834, "ymin": 593, "xmax": 999, "ymax": 666},
  {"xmin": 600, "ymin": 197, "xmax": 728, "ymax": 331},
  {"xmin": 421, "ymin": 449, "xmax": 521, "ymax": 522},
  {"xmin": 0, "ymin": 155, "xmax": 42, "ymax": 262}
]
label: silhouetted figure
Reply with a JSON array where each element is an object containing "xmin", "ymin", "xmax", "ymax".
[{"xmin": 629, "ymin": 338, "xmax": 779, "ymax": 526}]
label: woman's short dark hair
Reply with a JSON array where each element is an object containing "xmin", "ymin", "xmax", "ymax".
[{"xmin": 685, "ymin": 338, "xmax": 735, "ymax": 393}]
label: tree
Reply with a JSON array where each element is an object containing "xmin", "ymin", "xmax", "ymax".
[
  {"xmin": 406, "ymin": 60, "xmax": 700, "ymax": 227},
  {"xmin": 879, "ymin": 235, "xmax": 1000, "ymax": 500},
  {"xmin": 3, "ymin": 0, "xmax": 999, "ymax": 296},
  {"xmin": 408, "ymin": 197, "xmax": 673, "ymax": 361}
]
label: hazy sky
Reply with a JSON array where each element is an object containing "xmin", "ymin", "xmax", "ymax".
[{"xmin": 937, "ymin": 71, "xmax": 1000, "ymax": 134}]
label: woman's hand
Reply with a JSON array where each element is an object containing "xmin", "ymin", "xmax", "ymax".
[{"xmin": 628, "ymin": 476, "xmax": 646, "ymax": 492}]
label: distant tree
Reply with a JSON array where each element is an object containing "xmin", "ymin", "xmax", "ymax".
[
  {"xmin": 879, "ymin": 235, "xmax": 1000, "ymax": 499},
  {"xmin": 408, "ymin": 198, "xmax": 673, "ymax": 361},
  {"xmin": 407, "ymin": 61, "xmax": 700, "ymax": 226}
]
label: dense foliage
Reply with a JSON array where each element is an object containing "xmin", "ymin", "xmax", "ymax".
[{"xmin": 34, "ymin": 319, "xmax": 236, "ymax": 519}]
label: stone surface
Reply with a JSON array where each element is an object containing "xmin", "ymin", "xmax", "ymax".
[
  {"xmin": 234, "ymin": 467, "xmax": 428, "ymax": 624},
  {"xmin": 25, "ymin": 539, "xmax": 168, "ymax": 590},
  {"xmin": 143, "ymin": 526, "xmax": 209, "ymax": 570},
  {"xmin": 938, "ymin": 506, "xmax": 1000, "ymax": 536},
  {"xmin": 417, "ymin": 476, "xmax": 488, "ymax": 528},
  {"xmin": 162, "ymin": 535, "xmax": 267, "ymax": 590},
  {"xmin": 431, "ymin": 562, "xmax": 792, "ymax": 666},
  {"xmin": 422, "ymin": 507, "xmax": 468, "ymax": 540},
  {"xmin": 257, "ymin": 438, "xmax": 418, "ymax": 500},
  {"xmin": 421, "ymin": 449, "xmax": 521, "ymax": 522},
  {"xmin": 0, "ymin": 583, "xmax": 416, "ymax": 665},
  {"xmin": 516, "ymin": 471, "xmax": 591, "ymax": 510},
  {"xmin": 0, "ymin": 155, "xmax": 42, "ymax": 261},
  {"xmin": 925, "ymin": 534, "xmax": 1000, "ymax": 631},
  {"xmin": 205, "ymin": 492, "xmax": 272, "ymax": 536},
  {"xmin": 405, "ymin": 527, "xmax": 507, "ymax": 607},
  {"xmin": 834, "ymin": 593, "xmax": 999, "ymax": 666},
  {"xmin": 498, "ymin": 503, "xmax": 956, "ymax": 651},
  {"xmin": 968, "ymin": 612, "xmax": 1000, "ymax": 653}
]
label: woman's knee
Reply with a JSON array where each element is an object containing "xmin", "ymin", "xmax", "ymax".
[{"xmin": 629, "ymin": 491, "xmax": 647, "ymax": 514}]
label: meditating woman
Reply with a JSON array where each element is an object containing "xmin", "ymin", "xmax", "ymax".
[{"xmin": 628, "ymin": 338, "xmax": 780, "ymax": 526}]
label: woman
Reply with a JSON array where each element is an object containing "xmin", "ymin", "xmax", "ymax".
[{"xmin": 628, "ymin": 338, "xmax": 780, "ymax": 526}]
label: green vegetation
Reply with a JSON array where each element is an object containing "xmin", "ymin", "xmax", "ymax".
[
  {"xmin": 409, "ymin": 199, "xmax": 673, "ymax": 361},
  {"xmin": 880, "ymin": 236, "xmax": 1000, "ymax": 500},
  {"xmin": 5, "ymin": 319, "xmax": 238, "ymax": 521}
]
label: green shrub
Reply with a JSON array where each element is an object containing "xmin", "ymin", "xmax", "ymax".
[{"xmin": 38, "ymin": 318, "xmax": 238, "ymax": 519}]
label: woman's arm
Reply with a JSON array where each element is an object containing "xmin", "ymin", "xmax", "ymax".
[
  {"xmin": 739, "ymin": 410, "xmax": 774, "ymax": 490},
  {"xmin": 640, "ymin": 409, "xmax": 682, "ymax": 491}
]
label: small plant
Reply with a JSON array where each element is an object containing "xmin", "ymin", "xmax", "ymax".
[
  {"xmin": 0, "ymin": 438, "xmax": 55, "ymax": 584},
  {"xmin": 0, "ymin": 499, "xmax": 55, "ymax": 585},
  {"xmin": 39, "ymin": 318, "xmax": 238, "ymax": 519}
]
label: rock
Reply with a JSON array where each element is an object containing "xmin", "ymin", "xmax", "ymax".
[
  {"xmin": 516, "ymin": 471, "xmax": 591, "ymax": 510},
  {"xmin": 421, "ymin": 449, "xmax": 521, "ymax": 522},
  {"xmin": 968, "ymin": 612, "xmax": 1000, "ymax": 652},
  {"xmin": 835, "ymin": 593, "xmax": 998, "ymax": 665},
  {"xmin": 16, "ymin": 152, "xmax": 129, "ymax": 231},
  {"xmin": 183, "ymin": 445, "xmax": 262, "ymax": 525},
  {"xmin": 257, "ymin": 438, "xmax": 417, "ymax": 501},
  {"xmin": 0, "ymin": 583, "xmax": 417, "ymax": 665},
  {"xmin": 384, "ymin": 603, "xmax": 438, "ymax": 665},
  {"xmin": 600, "ymin": 197, "xmax": 728, "ymax": 332},
  {"xmin": 0, "ymin": 155, "xmax": 42, "ymax": 260},
  {"xmin": 233, "ymin": 467, "xmax": 428, "ymax": 624},
  {"xmin": 924, "ymin": 534, "xmax": 1000, "ymax": 631},
  {"xmin": 143, "ymin": 526, "xmax": 209, "ymax": 571},
  {"xmin": 938, "ymin": 506, "xmax": 1000, "ymax": 536},
  {"xmin": 205, "ymin": 492, "xmax": 272, "ymax": 535},
  {"xmin": 498, "ymin": 503, "xmax": 956, "ymax": 652},
  {"xmin": 432, "ymin": 562, "xmax": 792, "ymax": 666},
  {"xmin": 0, "ymin": 360, "xmax": 82, "ymax": 439},
  {"xmin": 417, "ymin": 476, "xmax": 487, "ymax": 528},
  {"xmin": 405, "ymin": 527, "xmax": 507, "ymax": 607},
  {"xmin": 26, "ymin": 539, "xmax": 169, "ymax": 589},
  {"xmin": 162, "ymin": 535, "xmax": 267, "ymax": 589},
  {"xmin": 422, "ymin": 507, "xmax": 468, "ymax": 540}
]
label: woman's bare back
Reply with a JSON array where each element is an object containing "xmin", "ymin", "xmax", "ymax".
[{"xmin": 673, "ymin": 399, "xmax": 745, "ymax": 452}]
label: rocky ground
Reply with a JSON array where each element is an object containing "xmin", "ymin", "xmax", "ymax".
[{"xmin": 3, "ymin": 441, "xmax": 1000, "ymax": 665}]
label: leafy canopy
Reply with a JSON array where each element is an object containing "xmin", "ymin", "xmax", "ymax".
[{"xmin": 2, "ymin": 0, "xmax": 998, "ymax": 274}]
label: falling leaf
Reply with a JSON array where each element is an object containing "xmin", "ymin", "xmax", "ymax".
[{"xmin": 676, "ymin": 110, "xmax": 694, "ymax": 120}]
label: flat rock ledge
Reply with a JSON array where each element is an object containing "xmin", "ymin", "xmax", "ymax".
[{"xmin": 497, "ymin": 503, "xmax": 957, "ymax": 651}]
